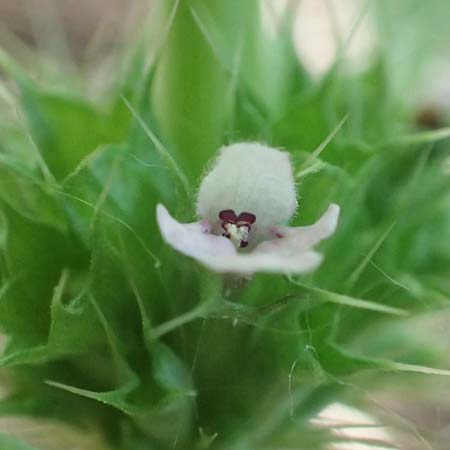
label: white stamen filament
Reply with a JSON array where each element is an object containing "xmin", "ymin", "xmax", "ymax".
[{"xmin": 225, "ymin": 224, "xmax": 249, "ymax": 247}]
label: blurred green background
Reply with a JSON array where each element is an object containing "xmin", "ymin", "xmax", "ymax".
[{"xmin": 0, "ymin": 1, "xmax": 450, "ymax": 449}]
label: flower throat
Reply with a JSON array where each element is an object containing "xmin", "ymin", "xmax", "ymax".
[{"xmin": 219, "ymin": 209, "xmax": 256, "ymax": 248}]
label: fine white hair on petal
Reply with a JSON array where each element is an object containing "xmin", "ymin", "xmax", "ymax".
[
  {"xmin": 156, "ymin": 203, "xmax": 339, "ymax": 275},
  {"xmin": 196, "ymin": 142, "xmax": 297, "ymax": 238}
]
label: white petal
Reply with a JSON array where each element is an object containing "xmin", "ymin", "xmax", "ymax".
[
  {"xmin": 196, "ymin": 142, "xmax": 297, "ymax": 239},
  {"xmin": 157, "ymin": 204, "xmax": 339, "ymax": 275},
  {"xmin": 244, "ymin": 204, "xmax": 340, "ymax": 274},
  {"xmin": 156, "ymin": 204, "xmax": 236, "ymax": 266},
  {"xmin": 270, "ymin": 203, "xmax": 340, "ymax": 249}
]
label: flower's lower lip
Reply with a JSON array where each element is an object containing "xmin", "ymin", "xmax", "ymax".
[{"xmin": 156, "ymin": 202, "xmax": 340, "ymax": 275}]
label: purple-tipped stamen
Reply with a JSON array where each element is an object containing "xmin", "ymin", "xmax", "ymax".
[{"xmin": 219, "ymin": 209, "xmax": 256, "ymax": 248}]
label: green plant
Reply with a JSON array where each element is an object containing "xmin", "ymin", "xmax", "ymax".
[{"xmin": 0, "ymin": 1, "xmax": 450, "ymax": 449}]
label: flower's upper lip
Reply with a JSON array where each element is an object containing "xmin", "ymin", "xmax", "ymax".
[{"xmin": 196, "ymin": 142, "xmax": 298, "ymax": 238}]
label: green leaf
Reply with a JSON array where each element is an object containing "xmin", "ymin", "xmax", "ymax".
[
  {"xmin": 0, "ymin": 270, "xmax": 99, "ymax": 366},
  {"xmin": 313, "ymin": 341, "xmax": 450, "ymax": 379},
  {"xmin": 272, "ymin": 83, "xmax": 333, "ymax": 152},
  {"xmin": 0, "ymin": 154, "xmax": 67, "ymax": 232},
  {"xmin": 291, "ymin": 280, "xmax": 408, "ymax": 316},
  {"xmin": 20, "ymin": 87, "xmax": 128, "ymax": 179},
  {"xmin": 152, "ymin": 343, "xmax": 193, "ymax": 394},
  {"xmin": 44, "ymin": 287, "xmax": 141, "ymax": 415},
  {"xmin": 311, "ymin": 343, "xmax": 381, "ymax": 377},
  {"xmin": 60, "ymin": 144, "xmax": 169, "ymax": 252},
  {"xmin": 122, "ymin": 97, "xmax": 192, "ymax": 204},
  {"xmin": 386, "ymin": 126, "xmax": 450, "ymax": 146},
  {"xmin": 46, "ymin": 379, "xmax": 139, "ymax": 416},
  {"xmin": 152, "ymin": 0, "xmax": 248, "ymax": 179},
  {"xmin": 0, "ymin": 207, "xmax": 74, "ymax": 349},
  {"xmin": 58, "ymin": 142, "xmax": 172, "ymax": 336}
]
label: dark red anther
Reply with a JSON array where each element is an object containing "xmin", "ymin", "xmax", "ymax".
[
  {"xmin": 219, "ymin": 209, "xmax": 237, "ymax": 223},
  {"xmin": 237, "ymin": 212, "xmax": 256, "ymax": 224},
  {"xmin": 219, "ymin": 209, "xmax": 256, "ymax": 248}
]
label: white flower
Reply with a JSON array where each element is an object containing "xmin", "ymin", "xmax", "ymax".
[{"xmin": 156, "ymin": 142, "xmax": 340, "ymax": 275}]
